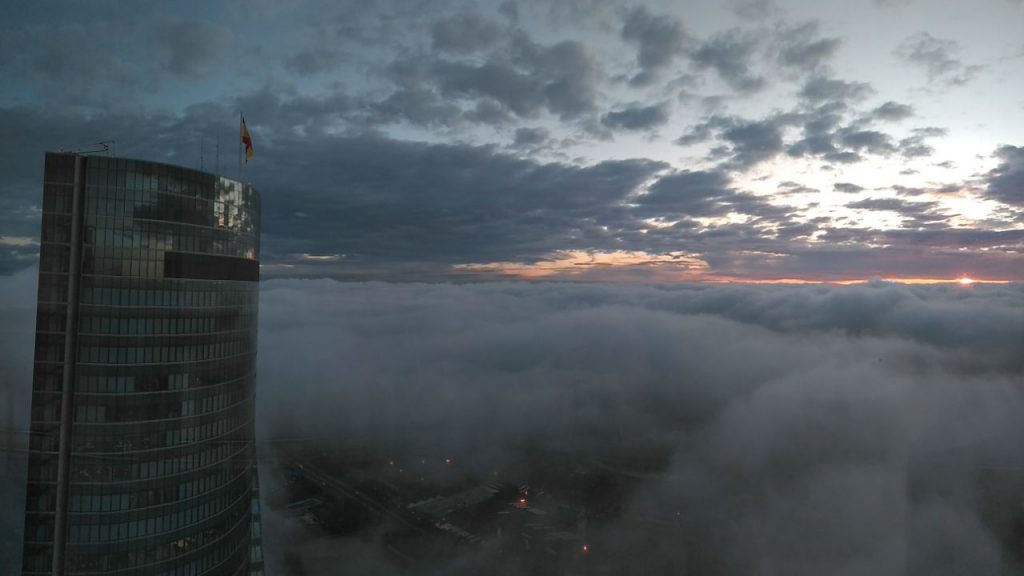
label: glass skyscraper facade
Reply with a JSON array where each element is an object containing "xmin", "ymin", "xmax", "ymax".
[{"xmin": 22, "ymin": 153, "xmax": 263, "ymax": 575}]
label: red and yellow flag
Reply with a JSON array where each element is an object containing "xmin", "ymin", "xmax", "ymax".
[{"xmin": 240, "ymin": 115, "xmax": 254, "ymax": 162}]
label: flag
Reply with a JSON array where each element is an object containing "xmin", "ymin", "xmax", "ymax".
[{"xmin": 240, "ymin": 115, "xmax": 254, "ymax": 162}]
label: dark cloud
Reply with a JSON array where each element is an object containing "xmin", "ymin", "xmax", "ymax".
[
  {"xmin": 2, "ymin": 21, "xmax": 136, "ymax": 100},
  {"xmin": 826, "ymin": 151, "xmax": 862, "ymax": 163},
  {"xmin": 739, "ymin": 239, "xmax": 1019, "ymax": 280},
  {"xmin": 730, "ymin": 0, "xmax": 780, "ymax": 20},
  {"xmin": 838, "ymin": 128, "xmax": 896, "ymax": 155},
  {"xmin": 912, "ymin": 127, "xmax": 947, "ymax": 139},
  {"xmin": 250, "ymin": 132, "xmax": 667, "ymax": 274},
  {"xmin": 152, "ymin": 18, "xmax": 234, "ymax": 77},
  {"xmin": 468, "ymin": 98, "xmax": 518, "ymax": 125},
  {"xmin": 781, "ymin": 94, "xmax": 932, "ymax": 165},
  {"xmin": 893, "ymin": 127, "xmax": 946, "ymax": 159},
  {"xmin": 785, "ymin": 102, "xmax": 898, "ymax": 164},
  {"xmin": 517, "ymin": 39, "xmax": 600, "ymax": 119},
  {"xmin": 0, "ymin": 102, "xmax": 668, "ymax": 277},
  {"xmin": 846, "ymin": 197, "xmax": 937, "ymax": 213},
  {"xmin": 601, "ymin": 102, "xmax": 670, "ymax": 131},
  {"xmin": 285, "ymin": 48, "xmax": 345, "ymax": 76},
  {"xmin": 370, "ymin": 18, "xmax": 612, "ymax": 128},
  {"xmin": 898, "ymin": 137, "xmax": 933, "ymax": 158},
  {"xmin": 635, "ymin": 169, "xmax": 785, "ymax": 220},
  {"xmin": 234, "ymin": 86, "xmax": 358, "ymax": 136},
  {"xmin": 512, "ymin": 126, "xmax": 549, "ymax": 147},
  {"xmin": 371, "ymin": 86, "xmax": 464, "ymax": 127},
  {"xmin": 894, "ymin": 227, "xmax": 1024, "ymax": 246},
  {"xmin": 524, "ymin": 0, "xmax": 621, "ymax": 25},
  {"xmin": 427, "ymin": 60, "xmax": 547, "ymax": 116},
  {"xmin": 675, "ymin": 116, "xmax": 729, "ymax": 146},
  {"xmin": 636, "ymin": 170, "xmax": 737, "ymax": 217},
  {"xmin": 896, "ymin": 32, "xmax": 984, "ymax": 86},
  {"xmin": 799, "ymin": 75, "xmax": 874, "ymax": 104},
  {"xmin": 778, "ymin": 181, "xmax": 820, "ymax": 195},
  {"xmin": 0, "ymin": 79, "xmax": 1010, "ymax": 284},
  {"xmin": 621, "ymin": 6, "xmax": 689, "ymax": 87},
  {"xmin": 291, "ymin": 0, "xmax": 456, "ymax": 47},
  {"xmin": 396, "ymin": 35, "xmax": 599, "ymax": 122},
  {"xmin": 786, "ymin": 102, "xmax": 848, "ymax": 159},
  {"xmin": 691, "ymin": 30, "xmax": 765, "ymax": 92},
  {"xmin": 861, "ymin": 198, "xmax": 949, "ymax": 228},
  {"xmin": 982, "ymin": 145, "xmax": 1024, "ymax": 206},
  {"xmin": 775, "ymin": 21, "xmax": 842, "ymax": 72},
  {"xmin": 870, "ymin": 101, "xmax": 915, "ymax": 122},
  {"xmin": 721, "ymin": 118, "xmax": 785, "ymax": 169},
  {"xmin": 834, "ymin": 182, "xmax": 865, "ymax": 193},
  {"xmin": 498, "ymin": 0, "xmax": 519, "ymax": 22},
  {"xmin": 675, "ymin": 115, "xmax": 785, "ymax": 170},
  {"xmin": 431, "ymin": 12, "xmax": 505, "ymax": 54}
]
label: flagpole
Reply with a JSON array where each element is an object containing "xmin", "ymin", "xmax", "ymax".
[{"xmin": 237, "ymin": 113, "xmax": 243, "ymax": 181}]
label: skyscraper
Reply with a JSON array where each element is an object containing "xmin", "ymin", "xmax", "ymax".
[{"xmin": 22, "ymin": 153, "xmax": 263, "ymax": 575}]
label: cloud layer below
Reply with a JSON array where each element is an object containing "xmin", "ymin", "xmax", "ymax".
[
  {"xmin": 255, "ymin": 278, "xmax": 1024, "ymax": 575},
  {"xmin": 2, "ymin": 270, "xmax": 1024, "ymax": 572}
]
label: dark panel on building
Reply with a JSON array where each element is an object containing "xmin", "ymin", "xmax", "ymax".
[{"xmin": 164, "ymin": 252, "xmax": 260, "ymax": 282}]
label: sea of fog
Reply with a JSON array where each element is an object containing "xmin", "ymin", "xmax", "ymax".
[
  {"xmin": 256, "ymin": 278, "xmax": 1024, "ymax": 575},
  {"xmin": 2, "ymin": 269, "xmax": 1024, "ymax": 574}
]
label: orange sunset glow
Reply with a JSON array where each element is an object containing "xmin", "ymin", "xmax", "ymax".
[{"xmin": 454, "ymin": 251, "xmax": 1015, "ymax": 285}]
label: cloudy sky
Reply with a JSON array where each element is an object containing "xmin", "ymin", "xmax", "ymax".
[
  {"xmin": 5, "ymin": 3, "xmax": 1024, "ymax": 572},
  {"xmin": 2, "ymin": 0, "xmax": 1023, "ymax": 281}
]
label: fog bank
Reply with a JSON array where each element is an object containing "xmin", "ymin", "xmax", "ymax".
[{"xmin": 257, "ymin": 280, "xmax": 1024, "ymax": 575}]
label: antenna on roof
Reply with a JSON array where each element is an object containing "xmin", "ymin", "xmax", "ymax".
[{"xmin": 62, "ymin": 141, "xmax": 115, "ymax": 156}]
